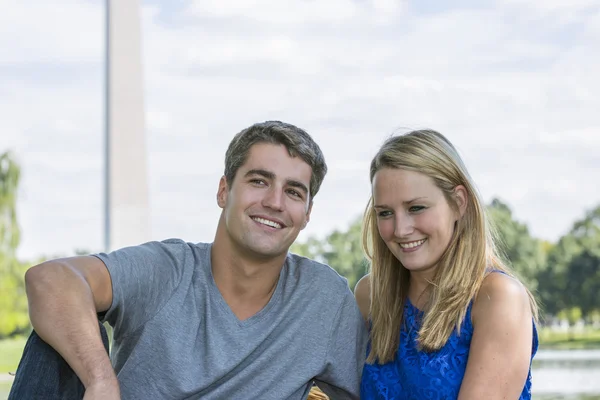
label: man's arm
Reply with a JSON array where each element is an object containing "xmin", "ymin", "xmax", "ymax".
[
  {"xmin": 314, "ymin": 289, "xmax": 368, "ymax": 399},
  {"xmin": 25, "ymin": 256, "xmax": 119, "ymax": 395}
]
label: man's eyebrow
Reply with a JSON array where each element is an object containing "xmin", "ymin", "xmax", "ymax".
[
  {"xmin": 244, "ymin": 169, "xmax": 275, "ymax": 180},
  {"xmin": 245, "ymin": 169, "xmax": 309, "ymax": 196},
  {"xmin": 287, "ymin": 180, "xmax": 309, "ymax": 195},
  {"xmin": 244, "ymin": 169, "xmax": 310, "ymax": 194}
]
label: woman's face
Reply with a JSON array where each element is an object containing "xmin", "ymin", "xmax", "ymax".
[{"xmin": 372, "ymin": 168, "xmax": 466, "ymax": 276}]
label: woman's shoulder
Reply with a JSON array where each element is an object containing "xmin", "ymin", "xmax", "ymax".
[
  {"xmin": 479, "ymin": 270, "xmax": 528, "ymax": 298},
  {"xmin": 472, "ymin": 271, "xmax": 531, "ymax": 326},
  {"xmin": 354, "ymin": 273, "xmax": 371, "ymax": 321}
]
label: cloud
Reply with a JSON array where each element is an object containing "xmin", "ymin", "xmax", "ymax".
[
  {"xmin": 184, "ymin": 0, "xmax": 404, "ymax": 24},
  {"xmin": 1, "ymin": 0, "xmax": 598, "ymax": 260}
]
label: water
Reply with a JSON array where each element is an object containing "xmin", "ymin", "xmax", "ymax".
[{"xmin": 532, "ymin": 349, "xmax": 600, "ymax": 400}]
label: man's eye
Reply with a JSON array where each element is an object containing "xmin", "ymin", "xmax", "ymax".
[
  {"xmin": 250, "ymin": 179, "xmax": 266, "ymax": 186},
  {"xmin": 288, "ymin": 189, "xmax": 302, "ymax": 198}
]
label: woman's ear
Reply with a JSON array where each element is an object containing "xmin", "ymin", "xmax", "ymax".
[{"xmin": 453, "ymin": 185, "xmax": 468, "ymax": 218}]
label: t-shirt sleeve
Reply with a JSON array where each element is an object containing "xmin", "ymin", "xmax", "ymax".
[
  {"xmin": 314, "ymin": 289, "xmax": 368, "ymax": 399},
  {"xmin": 93, "ymin": 239, "xmax": 191, "ymax": 337}
]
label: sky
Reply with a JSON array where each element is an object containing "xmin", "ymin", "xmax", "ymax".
[{"xmin": 1, "ymin": 0, "xmax": 599, "ymax": 261}]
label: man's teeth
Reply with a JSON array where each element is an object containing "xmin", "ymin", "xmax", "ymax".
[
  {"xmin": 253, "ymin": 217, "xmax": 282, "ymax": 229},
  {"xmin": 399, "ymin": 239, "xmax": 426, "ymax": 249}
]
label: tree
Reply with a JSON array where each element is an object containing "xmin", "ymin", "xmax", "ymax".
[
  {"xmin": 538, "ymin": 205, "xmax": 600, "ymax": 317},
  {"xmin": 318, "ymin": 218, "xmax": 368, "ymax": 291},
  {"xmin": 565, "ymin": 250, "xmax": 600, "ymax": 317},
  {"xmin": 487, "ymin": 198, "xmax": 546, "ymax": 291},
  {"xmin": 557, "ymin": 306, "xmax": 583, "ymax": 341},
  {"xmin": 0, "ymin": 151, "xmax": 21, "ymax": 258},
  {"xmin": 0, "ymin": 255, "xmax": 29, "ymax": 337},
  {"xmin": 292, "ymin": 217, "xmax": 368, "ymax": 290},
  {"xmin": 0, "ymin": 151, "xmax": 29, "ymax": 337},
  {"xmin": 290, "ymin": 237, "xmax": 324, "ymax": 262}
]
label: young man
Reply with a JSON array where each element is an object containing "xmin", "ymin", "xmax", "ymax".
[{"xmin": 10, "ymin": 121, "xmax": 367, "ymax": 400}]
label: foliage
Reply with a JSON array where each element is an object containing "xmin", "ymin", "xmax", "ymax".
[
  {"xmin": 0, "ymin": 255, "xmax": 30, "ymax": 337},
  {"xmin": 292, "ymin": 217, "xmax": 368, "ymax": 290},
  {"xmin": 487, "ymin": 198, "xmax": 547, "ymax": 291},
  {"xmin": 0, "ymin": 151, "xmax": 30, "ymax": 338},
  {"xmin": 292, "ymin": 199, "xmax": 600, "ymax": 324},
  {"xmin": 1, "ymin": 147, "xmax": 599, "ymax": 336},
  {"xmin": 0, "ymin": 151, "xmax": 21, "ymax": 257},
  {"xmin": 538, "ymin": 205, "xmax": 600, "ymax": 316}
]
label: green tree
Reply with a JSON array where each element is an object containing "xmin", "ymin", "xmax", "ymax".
[
  {"xmin": 487, "ymin": 198, "xmax": 546, "ymax": 291},
  {"xmin": 0, "ymin": 255, "xmax": 29, "ymax": 336},
  {"xmin": 588, "ymin": 309, "xmax": 600, "ymax": 327},
  {"xmin": 538, "ymin": 205, "xmax": 600, "ymax": 317},
  {"xmin": 557, "ymin": 306, "xmax": 583, "ymax": 341},
  {"xmin": 319, "ymin": 218, "xmax": 368, "ymax": 290},
  {"xmin": 565, "ymin": 250, "xmax": 600, "ymax": 317},
  {"xmin": 0, "ymin": 151, "xmax": 21, "ymax": 258},
  {"xmin": 0, "ymin": 151, "xmax": 30, "ymax": 337},
  {"xmin": 290, "ymin": 237, "xmax": 324, "ymax": 262},
  {"xmin": 292, "ymin": 217, "xmax": 368, "ymax": 290}
]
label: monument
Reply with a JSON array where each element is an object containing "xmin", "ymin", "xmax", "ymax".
[{"xmin": 104, "ymin": 0, "xmax": 151, "ymax": 252}]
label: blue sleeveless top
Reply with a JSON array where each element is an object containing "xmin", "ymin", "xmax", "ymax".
[{"xmin": 361, "ymin": 297, "xmax": 538, "ymax": 400}]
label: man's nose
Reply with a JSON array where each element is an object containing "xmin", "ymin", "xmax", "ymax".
[{"xmin": 263, "ymin": 187, "xmax": 284, "ymax": 211}]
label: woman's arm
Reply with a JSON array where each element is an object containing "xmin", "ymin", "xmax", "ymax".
[
  {"xmin": 458, "ymin": 272, "xmax": 534, "ymax": 400},
  {"xmin": 354, "ymin": 274, "xmax": 371, "ymax": 322}
]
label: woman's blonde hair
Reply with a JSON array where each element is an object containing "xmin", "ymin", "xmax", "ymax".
[{"xmin": 363, "ymin": 129, "xmax": 538, "ymax": 363}]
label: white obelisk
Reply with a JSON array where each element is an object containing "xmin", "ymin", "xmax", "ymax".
[{"xmin": 104, "ymin": 0, "xmax": 151, "ymax": 252}]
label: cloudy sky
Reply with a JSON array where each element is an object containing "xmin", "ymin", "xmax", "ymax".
[{"xmin": 2, "ymin": 0, "xmax": 599, "ymax": 261}]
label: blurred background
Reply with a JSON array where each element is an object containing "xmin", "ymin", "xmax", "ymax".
[{"xmin": 1, "ymin": 0, "xmax": 599, "ymax": 398}]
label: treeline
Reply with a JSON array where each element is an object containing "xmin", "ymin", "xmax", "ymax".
[
  {"xmin": 1, "ymin": 150, "xmax": 599, "ymax": 338},
  {"xmin": 292, "ymin": 199, "xmax": 600, "ymax": 326},
  {"xmin": 0, "ymin": 151, "xmax": 30, "ymax": 337}
]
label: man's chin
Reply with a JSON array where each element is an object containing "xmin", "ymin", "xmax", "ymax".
[{"xmin": 246, "ymin": 244, "xmax": 288, "ymax": 260}]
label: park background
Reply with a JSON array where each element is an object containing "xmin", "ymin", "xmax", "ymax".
[{"xmin": 1, "ymin": 0, "xmax": 599, "ymax": 399}]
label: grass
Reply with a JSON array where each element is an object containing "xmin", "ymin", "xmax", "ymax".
[
  {"xmin": 0, "ymin": 381, "xmax": 13, "ymax": 400},
  {"xmin": 0, "ymin": 337, "xmax": 25, "ymax": 375},
  {"xmin": 538, "ymin": 327, "xmax": 600, "ymax": 350},
  {"xmin": 0, "ymin": 337, "xmax": 25, "ymax": 399}
]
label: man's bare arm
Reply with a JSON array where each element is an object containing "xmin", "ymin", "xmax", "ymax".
[{"xmin": 25, "ymin": 256, "xmax": 118, "ymax": 394}]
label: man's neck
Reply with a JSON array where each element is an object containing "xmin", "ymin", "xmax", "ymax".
[{"xmin": 211, "ymin": 229, "xmax": 287, "ymax": 320}]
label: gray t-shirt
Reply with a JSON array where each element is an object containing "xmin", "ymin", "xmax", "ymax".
[{"xmin": 94, "ymin": 239, "xmax": 367, "ymax": 399}]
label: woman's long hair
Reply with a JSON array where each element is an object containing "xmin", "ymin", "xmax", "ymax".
[{"xmin": 363, "ymin": 129, "xmax": 538, "ymax": 364}]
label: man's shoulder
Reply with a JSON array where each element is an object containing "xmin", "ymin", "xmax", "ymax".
[
  {"xmin": 141, "ymin": 238, "xmax": 210, "ymax": 256},
  {"xmin": 109, "ymin": 239, "xmax": 210, "ymax": 270},
  {"xmin": 158, "ymin": 238, "xmax": 209, "ymax": 249},
  {"xmin": 286, "ymin": 252, "xmax": 351, "ymax": 293}
]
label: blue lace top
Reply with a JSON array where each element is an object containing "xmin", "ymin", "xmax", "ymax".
[{"xmin": 361, "ymin": 297, "xmax": 538, "ymax": 400}]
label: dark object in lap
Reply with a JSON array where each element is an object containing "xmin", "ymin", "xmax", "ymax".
[{"xmin": 8, "ymin": 322, "xmax": 109, "ymax": 400}]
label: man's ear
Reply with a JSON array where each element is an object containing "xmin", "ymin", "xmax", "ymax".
[
  {"xmin": 302, "ymin": 200, "xmax": 313, "ymax": 230},
  {"xmin": 216, "ymin": 176, "xmax": 229, "ymax": 209},
  {"xmin": 453, "ymin": 185, "xmax": 468, "ymax": 218}
]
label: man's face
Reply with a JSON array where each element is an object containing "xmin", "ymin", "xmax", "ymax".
[{"xmin": 217, "ymin": 143, "xmax": 313, "ymax": 259}]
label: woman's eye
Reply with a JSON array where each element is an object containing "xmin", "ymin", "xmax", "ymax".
[
  {"xmin": 409, "ymin": 206, "xmax": 425, "ymax": 213},
  {"xmin": 377, "ymin": 210, "xmax": 392, "ymax": 217}
]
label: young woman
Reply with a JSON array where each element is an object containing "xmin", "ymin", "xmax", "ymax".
[{"xmin": 356, "ymin": 129, "xmax": 539, "ymax": 399}]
